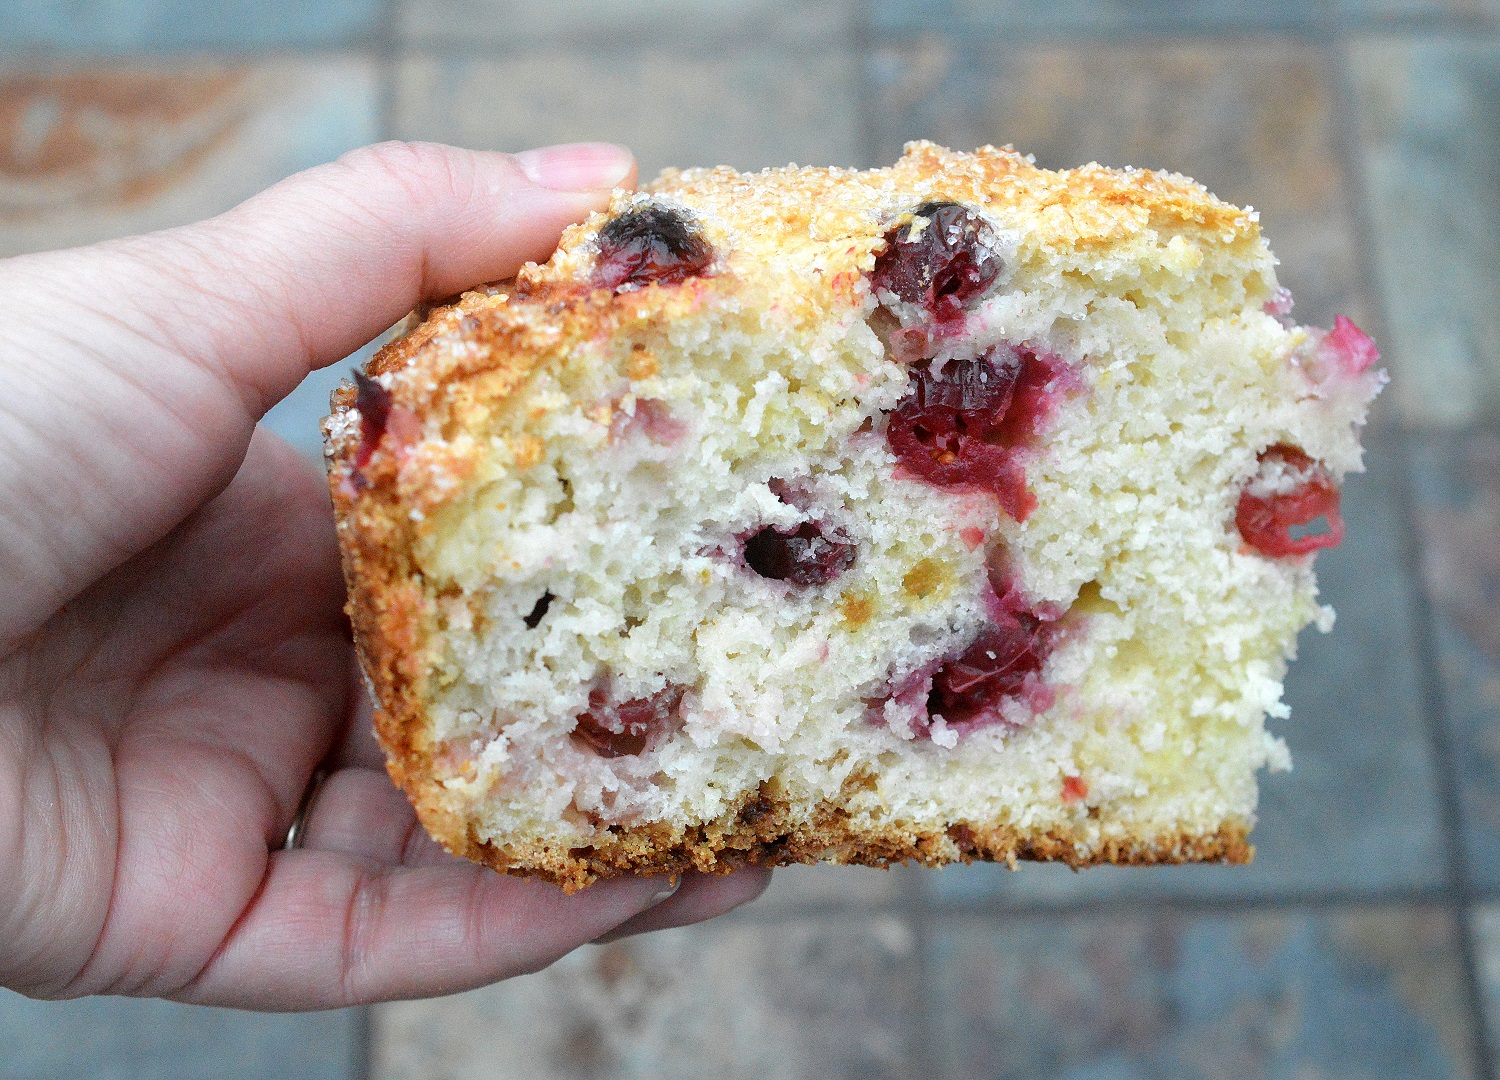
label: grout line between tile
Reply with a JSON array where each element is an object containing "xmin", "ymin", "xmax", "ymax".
[
  {"xmin": 351, "ymin": 1005, "xmax": 373, "ymax": 1080},
  {"xmin": 734, "ymin": 882, "xmax": 1459, "ymax": 923},
  {"xmin": 858, "ymin": 6, "xmax": 1500, "ymax": 49},
  {"xmin": 852, "ymin": 0, "xmax": 880, "ymax": 170},
  {"xmin": 375, "ymin": 0, "xmax": 401, "ymax": 143},
  {"xmin": 902, "ymin": 870, "xmax": 939, "ymax": 1077},
  {"xmin": 1328, "ymin": 32, "xmax": 1497, "ymax": 1080}
]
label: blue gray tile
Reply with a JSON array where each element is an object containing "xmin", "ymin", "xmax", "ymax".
[
  {"xmin": 737, "ymin": 862, "xmax": 913, "ymax": 913},
  {"xmin": 1409, "ymin": 429, "xmax": 1500, "ymax": 888},
  {"xmin": 396, "ymin": 0, "xmax": 856, "ymax": 48},
  {"xmin": 0, "ymin": 0, "xmax": 382, "ymax": 52},
  {"xmin": 932, "ymin": 423, "xmax": 1447, "ymax": 904},
  {"xmin": 393, "ymin": 49, "xmax": 865, "ymax": 183},
  {"xmin": 869, "ymin": 0, "xmax": 1331, "ymax": 36},
  {"xmin": 1471, "ymin": 903, "xmax": 1500, "ymax": 1072},
  {"xmin": 1341, "ymin": 0, "xmax": 1500, "ymax": 22},
  {"xmin": 870, "ymin": 38, "xmax": 1368, "ymax": 328},
  {"xmin": 0, "ymin": 991, "xmax": 363, "ymax": 1080},
  {"xmin": 930, "ymin": 906, "xmax": 1476, "ymax": 1079},
  {"xmin": 0, "ymin": 60, "xmax": 379, "ymax": 257},
  {"xmin": 262, "ymin": 344, "xmax": 374, "ymax": 462},
  {"xmin": 1348, "ymin": 36, "xmax": 1500, "ymax": 427},
  {"xmin": 372, "ymin": 918, "xmax": 918, "ymax": 1080}
]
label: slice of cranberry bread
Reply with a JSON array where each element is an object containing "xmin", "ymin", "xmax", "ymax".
[{"xmin": 323, "ymin": 142, "xmax": 1384, "ymax": 890}]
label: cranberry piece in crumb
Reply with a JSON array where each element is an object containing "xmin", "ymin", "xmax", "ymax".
[
  {"xmin": 1061, "ymin": 775, "xmax": 1089, "ymax": 804},
  {"xmin": 571, "ymin": 682, "xmax": 684, "ymax": 758},
  {"xmin": 522, "ymin": 591, "xmax": 553, "ymax": 629},
  {"xmin": 1319, "ymin": 315, "xmax": 1380, "ymax": 376},
  {"xmin": 352, "ymin": 370, "xmax": 391, "ymax": 469},
  {"xmin": 927, "ymin": 612, "xmax": 1049, "ymax": 728},
  {"xmin": 1236, "ymin": 444, "xmax": 1345, "ymax": 558},
  {"xmin": 1263, "ymin": 287, "xmax": 1295, "ymax": 321},
  {"xmin": 593, "ymin": 206, "xmax": 712, "ymax": 292},
  {"xmin": 884, "ymin": 346, "xmax": 1069, "ymax": 520},
  {"xmin": 743, "ymin": 522, "xmax": 856, "ymax": 587},
  {"xmin": 871, "ymin": 201, "xmax": 1003, "ymax": 322}
]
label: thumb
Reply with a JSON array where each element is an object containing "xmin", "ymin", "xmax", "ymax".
[
  {"xmin": 118, "ymin": 139, "xmax": 638, "ymax": 411},
  {"xmin": 0, "ymin": 141, "xmax": 635, "ymax": 646}
]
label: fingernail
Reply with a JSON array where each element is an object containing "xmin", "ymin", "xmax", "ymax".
[
  {"xmin": 649, "ymin": 874, "xmax": 681, "ymax": 906},
  {"xmin": 516, "ymin": 142, "xmax": 634, "ymax": 192}
]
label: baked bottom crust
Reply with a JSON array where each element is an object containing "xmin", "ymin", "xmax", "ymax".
[{"xmin": 449, "ymin": 810, "xmax": 1252, "ymax": 893}]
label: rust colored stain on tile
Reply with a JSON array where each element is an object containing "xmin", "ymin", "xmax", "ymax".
[{"xmin": 0, "ymin": 69, "xmax": 249, "ymax": 219}]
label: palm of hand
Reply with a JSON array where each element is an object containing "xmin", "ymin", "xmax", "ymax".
[
  {"xmin": 0, "ymin": 142, "xmax": 769, "ymax": 1010},
  {"xmin": 4, "ymin": 437, "xmax": 353, "ymax": 1001}
]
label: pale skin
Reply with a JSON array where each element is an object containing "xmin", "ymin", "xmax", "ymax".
[{"xmin": 0, "ymin": 141, "xmax": 772, "ymax": 1012}]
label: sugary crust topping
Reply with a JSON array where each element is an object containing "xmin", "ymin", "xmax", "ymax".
[{"xmin": 326, "ymin": 142, "xmax": 1264, "ymax": 499}]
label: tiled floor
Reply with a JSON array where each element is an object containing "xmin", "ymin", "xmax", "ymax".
[{"xmin": 4, "ymin": 2, "xmax": 1500, "ymax": 1078}]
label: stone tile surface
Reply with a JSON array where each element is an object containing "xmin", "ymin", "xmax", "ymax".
[
  {"xmin": 0, "ymin": 59, "xmax": 379, "ymax": 257},
  {"xmin": 393, "ymin": 50, "xmax": 865, "ymax": 182},
  {"xmin": 1409, "ymin": 429, "xmax": 1500, "ymax": 888},
  {"xmin": 397, "ymin": 0, "xmax": 856, "ymax": 48},
  {"xmin": 0, "ymin": 0, "xmax": 383, "ymax": 52},
  {"xmin": 1341, "ymin": 0, "xmax": 1500, "ymax": 21},
  {"xmin": 1472, "ymin": 903, "xmax": 1500, "ymax": 1068},
  {"xmin": 0, "ymin": 992, "xmax": 362, "ymax": 1080},
  {"xmin": 372, "ymin": 918, "xmax": 918, "ymax": 1080},
  {"xmin": 739, "ymin": 862, "xmax": 912, "ymax": 912},
  {"xmin": 930, "ymin": 906, "xmax": 1476, "ymax": 1079},
  {"xmin": 932, "ymin": 422, "xmax": 1447, "ymax": 904},
  {"xmin": 869, "ymin": 0, "xmax": 1331, "ymax": 35},
  {"xmin": 260, "ymin": 343, "xmax": 374, "ymax": 462},
  {"xmin": 870, "ymin": 37, "xmax": 1367, "ymax": 329},
  {"xmin": 1349, "ymin": 36, "xmax": 1500, "ymax": 427}
]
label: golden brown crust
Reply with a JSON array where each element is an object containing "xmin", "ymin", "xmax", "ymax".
[
  {"xmin": 324, "ymin": 142, "xmax": 1268, "ymax": 891},
  {"xmin": 453, "ymin": 796, "xmax": 1252, "ymax": 894}
]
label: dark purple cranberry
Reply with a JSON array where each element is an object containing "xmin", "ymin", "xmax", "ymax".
[
  {"xmin": 743, "ymin": 522, "xmax": 855, "ymax": 586},
  {"xmin": 353, "ymin": 370, "xmax": 391, "ymax": 468},
  {"xmin": 871, "ymin": 201, "xmax": 1003, "ymax": 322},
  {"xmin": 571, "ymin": 682, "xmax": 684, "ymax": 758},
  {"xmin": 593, "ymin": 206, "xmax": 713, "ymax": 292},
  {"xmin": 522, "ymin": 591, "xmax": 554, "ymax": 629},
  {"xmin": 884, "ymin": 346, "xmax": 1073, "ymax": 521},
  {"xmin": 927, "ymin": 616, "xmax": 1047, "ymax": 727}
]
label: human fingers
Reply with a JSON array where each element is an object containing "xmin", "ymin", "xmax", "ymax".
[
  {"xmin": 283, "ymin": 768, "xmax": 771, "ymax": 961},
  {"xmin": 592, "ymin": 868, "xmax": 775, "ymax": 943},
  {"xmin": 328, "ymin": 659, "xmax": 385, "ymax": 772},
  {"xmin": 173, "ymin": 851, "xmax": 677, "ymax": 1010},
  {"xmin": 294, "ymin": 767, "xmax": 446, "ymax": 865},
  {"xmin": 0, "ymin": 142, "xmax": 635, "ymax": 647}
]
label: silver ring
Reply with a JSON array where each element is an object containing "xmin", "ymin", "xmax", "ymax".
[{"xmin": 282, "ymin": 768, "xmax": 328, "ymax": 851}]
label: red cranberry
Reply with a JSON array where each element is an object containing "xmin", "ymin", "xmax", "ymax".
[
  {"xmin": 571, "ymin": 682, "xmax": 684, "ymax": 758},
  {"xmin": 743, "ymin": 522, "xmax": 855, "ymax": 586},
  {"xmin": 927, "ymin": 613, "xmax": 1048, "ymax": 728},
  {"xmin": 884, "ymin": 346, "xmax": 1067, "ymax": 520},
  {"xmin": 353, "ymin": 370, "xmax": 391, "ymax": 469},
  {"xmin": 593, "ymin": 206, "xmax": 712, "ymax": 292},
  {"xmin": 1235, "ymin": 444, "xmax": 1345, "ymax": 558},
  {"xmin": 871, "ymin": 201, "xmax": 1003, "ymax": 322},
  {"xmin": 1319, "ymin": 315, "xmax": 1380, "ymax": 376},
  {"xmin": 1061, "ymin": 775, "xmax": 1088, "ymax": 803}
]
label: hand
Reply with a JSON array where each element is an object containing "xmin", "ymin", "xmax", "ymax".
[{"xmin": 0, "ymin": 141, "xmax": 771, "ymax": 1011}]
